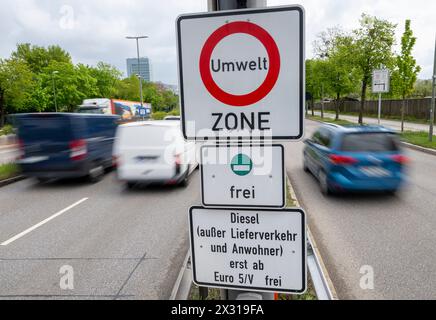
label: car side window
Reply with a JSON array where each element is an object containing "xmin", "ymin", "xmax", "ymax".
[
  {"xmin": 312, "ymin": 130, "xmax": 322, "ymax": 145},
  {"xmin": 312, "ymin": 128, "xmax": 332, "ymax": 148},
  {"xmin": 320, "ymin": 129, "xmax": 332, "ymax": 148}
]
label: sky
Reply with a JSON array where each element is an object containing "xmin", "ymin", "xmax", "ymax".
[{"xmin": 0, "ymin": 0, "xmax": 435, "ymax": 85}]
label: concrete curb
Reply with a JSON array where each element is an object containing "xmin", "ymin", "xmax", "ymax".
[
  {"xmin": 0, "ymin": 175, "xmax": 26, "ymax": 188},
  {"xmin": 400, "ymin": 142, "xmax": 436, "ymax": 156},
  {"xmin": 286, "ymin": 178, "xmax": 339, "ymax": 300},
  {"xmin": 170, "ymin": 252, "xmax": 193, "ymax": 300}
]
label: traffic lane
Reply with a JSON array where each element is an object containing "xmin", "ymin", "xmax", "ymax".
[
  {"xmin": 285, "ymin": 120, "xmax": 436, "ymax": 300},
  {"xmin": 0, "ymin": 178, "xmax": 97, "ymax": 244},
  {"xmin": 0, "ymin": 171, "xmax": 200, "ymax": 299}
]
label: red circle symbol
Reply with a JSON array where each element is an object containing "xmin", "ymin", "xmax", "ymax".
[{"xmin": 199, "ymin": 21, "xmax": 281, "ymax": 107}]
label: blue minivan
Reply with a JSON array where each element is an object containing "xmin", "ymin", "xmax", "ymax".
[
  {"xmin": 303, "ymin": 124, "xmax": 409, "ymax": 195},
  {"xmin": 14, "ymin": 113, "xmax": 119, "ymax": 182}
]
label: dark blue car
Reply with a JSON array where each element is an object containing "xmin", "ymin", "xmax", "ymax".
[
  {"xmin": 303, "ymin": 124, "xmax": 409, "ymax": 195},
  {"xmin": 14, "ymin": 113, "xmax": 119, "ymax": 182}
]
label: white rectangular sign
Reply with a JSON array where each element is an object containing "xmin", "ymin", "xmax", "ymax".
[
  {"xmin": 177, "ymin": 6, "xmax": 305, "ymax": 140},
  {"xmin": 201, "ymin": 144, "xmax": 285, "ymax": 208},
  {"xmin": 189, "ymin": 207, "xmax": 307, "ymax": 294},
  {"xmin": 372, "ymin": 69, "xmax": 390, "ymax": 93}
]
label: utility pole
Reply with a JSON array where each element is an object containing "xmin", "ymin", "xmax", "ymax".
[
  {"xmin": 52, "ymin": 71, "xmax": 59, "ymax": 112},
  {"xmin": 378, "ymin": 64, "xmax": 385, "ymax": 126},
  {"xmin": 126, "ymin": 36, "xmax": 148, "ymax": 108},
  {"xmin": 430, "ymin": 35, "xmax": 436, "ymax": 142},
  {"xmin": 321, "ymin": 84, "xmax": 325, "ymax": 119},
  {"xmin": 208, "ymin": 0, "xmax": 272, "ymax": 302}
]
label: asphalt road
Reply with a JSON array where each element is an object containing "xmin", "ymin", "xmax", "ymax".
[
  {"xmin": 0, "ymin": 172, "xmax": 199, "ymax": 299},
  {"xmin": 1, "ymin": 121, "xmax": 435, "ymax": 300},
  {"xmin": 285, "ymin": 120, "xmax": 436, "ymax": 300}
]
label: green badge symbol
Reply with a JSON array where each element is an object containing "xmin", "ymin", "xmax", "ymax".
[{"xmin": 231, "ymin": 153, "xmax": 253, "ymax": 176}]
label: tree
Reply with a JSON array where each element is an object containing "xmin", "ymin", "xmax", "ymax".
[
  {"xmin": 0, "ymin": 59, "xmax": 34, "ymax": 125},
  {"xmin": 314, "ymin": 31, "xmax": 359, "ymax": 120},
  {"xmin": 11, "ymin": 43, "xmax": 71, "ymax": 74},
  {"xmin": 313, "ymin": 27, "xmax": 345, "ymax": 59},
  {"xmin": 351, "ymin": 14, "xmax": 396, "ymax": 124},
  {"xmin": 88, "ymin": 62, "xmax": 122, "ymax": 98},
  {"xmin": 413, "ymin": 79, "xmax": 433, "ymax": 97},
  {"xmin": 392, "ymin": 20, "xmax": 421, "ymax": 131},
  {"xmin": 41, "ymin": 62, "xmax": 98, "ymax": 112},
  {"xmin": 306, "ymin": 59, "xmax": 325, "ymax": 116}
]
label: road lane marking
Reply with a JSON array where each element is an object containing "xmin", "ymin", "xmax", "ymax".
[{"xmin": 1, "ymin": 198, "xmax": 89, "ymax": 246}]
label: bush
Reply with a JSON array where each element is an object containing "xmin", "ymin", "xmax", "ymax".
[
  {"xmin": 0, "ymin": 125, "xmax": 14, "ymax": 136},
  {"xmin": 152, "ymin": 111, "xmax": 167, "ymax": 120},
  {"xmin": 167, "ymin": 108, "xmax": 180, "ymax": 116}
]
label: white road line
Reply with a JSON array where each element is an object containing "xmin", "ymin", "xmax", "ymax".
[{"xmin": 1, "ymin": 198, "xmax": 89, "ymax": 246}]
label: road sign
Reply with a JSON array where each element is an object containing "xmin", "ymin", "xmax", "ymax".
[
  {"xmin": 372, "ymin": 69, "xmax": 390, "ymax": 93},
  {"xmin": 189, "ymin": 207, "xmax": 307, "ymax": 294},
  {"xmin": 177, "ymin": 6, "xmax": 305, "ymax": 140},
  {"xmin": 138, "ymin": 108, "xmax": 147, "ymax": 116},
  {"xmin": 230, "ymin": 153, "xmax": 253, "ymax": 176},
  {"xmin": 201, "ymin": 144, "xmax": 285, "ymax": 208}
]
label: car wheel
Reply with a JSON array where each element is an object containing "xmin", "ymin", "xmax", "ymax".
[
  {"xmin": 126, "ymin": 182, "xmax": 136, "ymax": 190},
  {"xmin": 318, "ymin": 171, "xmax": 331, "ymax": 196},
  {"xmin": 303, "ymin": 155, "xmax": 310, "ymax": 173},
  {"xmin": 36, "ymin": 177, "xmax": 50, "ymax": 184},
  {"xmin": 179, "ymin": 167, "xmax": 190, "ymax": 187},
  {"xmin": 88, "ymin": 164, "xmax": 104, "ymax": 183},
  {"xmin": 386, "ymin": 189, "xmax": 398, "ymax": 196}
]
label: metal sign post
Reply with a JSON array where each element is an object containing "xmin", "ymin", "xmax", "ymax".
[
  {"xmin": 372, "ymin": 68, "xmax": 390, "ymax": 125},
  {"xmin": 430, "ymin": 35, "xmax": 436, "ymax": 142},
  {"xmin": 178, "ymin": 0, "xmax": 306, "ymax": 301}
]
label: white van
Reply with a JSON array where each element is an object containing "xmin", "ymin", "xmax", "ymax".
[{"xmin": 113, "ymin": 121, "xmax": 197, "ymax": 188}]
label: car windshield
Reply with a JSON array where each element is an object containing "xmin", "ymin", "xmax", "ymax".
[
  {"xmin": 340, "ymin": 133, "xmax": 399, "ymax": 152},
  {"xmin": 77, "ymin": 108, "xmax": 105, "ymax": 114}
]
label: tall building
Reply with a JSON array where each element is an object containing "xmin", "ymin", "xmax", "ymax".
[{"xmin": 126, "ymin": 57, "xmax": 152, "ymax": 82}]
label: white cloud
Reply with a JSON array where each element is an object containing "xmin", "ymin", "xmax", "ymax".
[{"xmin": 0, "ymin": 0, "xmax": 434, "ymax": 85}]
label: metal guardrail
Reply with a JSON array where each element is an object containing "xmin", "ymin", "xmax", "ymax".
[
  {"xmin": 288, "ymin": 179, "xmax": 337, "ymax": 301},
  {"xmin": 307, "ymin": 232, "xmax": 335, "ymax": 300},
  {"xmin": 170, "ymin": 253, "xmax": 193, "ymax": 300}
]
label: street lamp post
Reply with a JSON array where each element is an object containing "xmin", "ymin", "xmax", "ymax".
[
  {"xmin": 52, "ymin": 71, "xmax": 59, "ymax": 112},
  {"xmin": 430, "ymin": 36, "xmax": 436, "ymax": 142},
  {"xmin": 126, "ymin": 35, "xmax": 149, "ymax": 109}
]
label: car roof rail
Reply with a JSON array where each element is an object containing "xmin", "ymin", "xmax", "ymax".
[{"xmin": 322, "ymin": 123, "xmax": 342, "ymax": 129}]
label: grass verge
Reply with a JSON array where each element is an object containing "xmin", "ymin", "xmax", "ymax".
[
  {"xmin": 399, "ymin": 131, "xmax": 436, "ymax": 150},
  {"xmin": 0, "ymin": 163, "xmax": 20, "ymax": 181},
  {"xmin": 307, "ymin": 115, "xmax": 358, "ymax": 126}
]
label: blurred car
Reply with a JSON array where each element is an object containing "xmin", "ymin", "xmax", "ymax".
[
  {"xmin": 113, "ymin": 121, "xmax": 197, "ymax": 188},
  {"xmin": 14, "ymin": 113, "xmax": 119, "ymax": 183},
  {"xmin": 164, "ymin": 116, "xmax": 181, "ymax": 121},
  {"xmin": 303, "ymin": 124, "xmax": 408, "ymax": 195}
]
